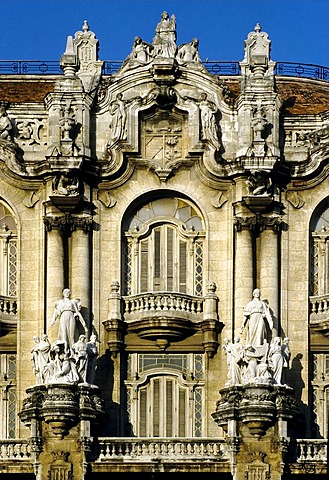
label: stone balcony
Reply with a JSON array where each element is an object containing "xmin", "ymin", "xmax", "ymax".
[
  {"xmin": 309, "ymin": 294, "xmax": 329, "ymax": 337},
  {"xmin": 0, "ymin": 438, "xmax": 327, "ymax": 474},
  {"xmin": 0, "ymin": 295, "xmax": 17, "ymax": 320},
  {"xmin": 0, "ymin": 295, "xmax": 17, "ymax": 344},
  {"xmin": 103, "ymin": 281, "xmax": 223, "ymax": 357}
]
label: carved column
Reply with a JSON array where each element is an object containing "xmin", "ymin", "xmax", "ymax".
[
  {"xmin": 44, "ymin": 218, "xmax": 65, "ymax": 341},
  {"xmin": 234, "ymin": 217, "xmax": 254, "ymax": 336},
  {"xmin": 259, "ymin": 218, "xmax": 282, "ymax": 337},
  {"xmin": 70, "ymin": 217, "xmax": 93, "ymax": 333}
]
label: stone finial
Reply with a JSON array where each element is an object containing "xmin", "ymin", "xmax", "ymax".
[
  {"xmin": 240, "ymin": 23, "xmax": 276, "ymax": 77},
  {"xmin": 73, "ymin": 21, "xmax": 99, "ymax": 66},
  {"xmin": 254, "ymin": 23, "xmax": 261, "ymax": 33},
  {"xmin": 72, "ymin": 20, "xmax": 103, "ymax": 92},
  {"xmin": 60, "ymin": 36, "xmax": 78, "ymax": 77}
]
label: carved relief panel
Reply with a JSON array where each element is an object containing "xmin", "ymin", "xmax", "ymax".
[{"xmin": 141, "ymin": 108, "xmax": 188, "ymax": 181}]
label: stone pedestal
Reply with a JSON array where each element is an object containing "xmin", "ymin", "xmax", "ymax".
[
  {"xmin": 212, "ymin": 383, "xmax": 298, "ymax": 480},
  {"xmin": 19, "ymin": 383, "xmax": 104, "ymax": 480}
]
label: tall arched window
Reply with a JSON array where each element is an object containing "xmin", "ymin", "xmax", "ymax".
[
  {"xmin": 309, "ymin": 199, "xmax": 329, "ymax": 438},
  {"xmin": 0, "ymin": 201, "xmax": 17, "ymax": 438},
  {"xmin": 0, "ymin": 203, "xmax": 17, "ymax": 299},
  {"xmin": 123, "ymin": 197, "xmax": 205, "ymax": 296},
  {"xmin": 125, "ymin": 353, "xmax": 204, "ymax": 437}
]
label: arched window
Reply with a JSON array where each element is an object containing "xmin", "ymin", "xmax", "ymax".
[
  {"xmin": 0, "ymin": 202, "xmax": 17, "ymax": 298},
  {"xmin": 0, "ymin": 202, "xmax": 17, "ymax": 438},
  {"xmin": 123, "ymin": 197, "xmax": 205, "ymax": 296},
  {"xmin": 125, "ymin": 353, "xmax": 204, "ymax": 437},
  {"xmin": 309, "ymin": 199, "xmax": 329, "ymax": 438}
]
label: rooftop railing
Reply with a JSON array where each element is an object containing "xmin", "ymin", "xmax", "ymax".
[{"xmin": 0, "ymin": 60, "xmax": 328, "ymax": 81}]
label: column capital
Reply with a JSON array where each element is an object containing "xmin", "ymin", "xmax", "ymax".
[
  {"xmin": 234, "ymin": 214, "xmax": 282, "ymax": 234},
  {"xmin": 43, "ymin": 213, "xmax": 93, "ymax": 234}
]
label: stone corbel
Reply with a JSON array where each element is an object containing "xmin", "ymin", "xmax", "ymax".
[
  {"xmin": 151, "ymin": 58, "xmax": 178, "ymax": 85},
  {"xmin": 102, "ymin": 280, "xmax": 125, "ymax": 358},
  {"xmin": 201, "ymin": 281, "xmax": 223, "ymax": 357}
]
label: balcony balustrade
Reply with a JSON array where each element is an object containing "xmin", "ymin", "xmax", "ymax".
[
  {"xmin": 124, "ymin": 292, "xmax": 203, "ymax": 319},
  {"xmin": 296, "ymin": 439, "xmax": 327, "ymax": 463},
  {"xmin": 310, "ymin": 294, "xmax": 329, "ymax": 317},
  {"xmin": 96, "ymin": 437, "xmax": 227, "ymax": 462},
  {"xmin": 0, "ymin": 440, "xmax": 31, "ymax": 461},
  {"xmin": 0, "ymin": 438, "xmax": 327, "ymax": 472},
  {"xmin": 309, "ymin": 294, "xmax": 329, "ymax": 337},
  {"xmin": 0, "ymin": 294, "xmax": 17, "ymax": 320}
]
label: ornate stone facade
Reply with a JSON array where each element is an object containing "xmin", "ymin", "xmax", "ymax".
[{"xmin": 0, "ymin": 13, "xmax": 328, "ymax": 480}]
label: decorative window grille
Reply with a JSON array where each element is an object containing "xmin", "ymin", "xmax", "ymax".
[
  {"xmin": 124, "ymin": 197, "xmax": 205, "ymax": 296},
  {"xmin": 0, "ymin": 354, "xmax": 17, "ymax": 438},
  {"xmin": 125, "ymin": 353, "xmax": 205, "ymax": 437},
  {"xmin": 0, "ymin": 203, "xmax": 17, "ymax": 298},
  {"xmin": 311, "ymin": 353, "xmax": 329, "ymax": 438}
]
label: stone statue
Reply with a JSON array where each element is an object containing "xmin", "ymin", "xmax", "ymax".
[
  {"xmin": 223, "ymin": 337, "xmax": 244, "ymax": 385},
  {"xmin": 153, "ymin": 11, "xmax": 177, "ymax": 58},
  {"xmin": 108, "ymin": 93, "xmax": 127, "ymax": 145},
  {"xmin": 281, "ymin": 337, "xmax": 291, "ymax": 384},
  {"xmin": 52, "ymin": 172, "xmax": 80, "ymax": 196},
  {"xmin": 31, "ymin": 334, "xmax": 51, "ymax": 384},
  {"xmin": 246, "ymin": 170, "xmax": 272, "ymax": 196},
  {"xmin": 86, "ymin": 334, "xmax": 98, "ymax": 384},
  {"xmin": 126, "ymin": 36, "xmax": 153, "ymax": 66},
  {"xmin": 242, "ymin": 343, "xmax": 271, "ymax": 384},
  {"xmin": 17, "ymin": 120, "xmax": 33, "ymax": 142},
  {"xmin": 50, "ymin": 288, "xmax": 88, "ymax": 353},
  {"xmin": 198, "ymin": 93, "xmax": 221, "ymax": 150},
  {"xmin": 268, "ymin": 337, "xmax": 285, "ymax": 384},
  {"xmin": 43, "ymin": 340, "xmax": 80, "ymax": 384},
  {"xmin": 177, "ymin": 38, "xmax": 201, "ymax": 64},
  {"xmin": 0, "ymin": 106, "xmax": 12, "ymax": 141},
  {"xmin": 72, "ymin": 334, "xmax": 88, "ymax": 383},
  {"xmin": 241, "ymin": 288, "xmax": 273, "ymax": 347}
]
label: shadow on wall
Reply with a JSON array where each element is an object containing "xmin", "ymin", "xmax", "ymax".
[
  {"xmin": 287, "ymin": 353, "xmax": 309, "ymax": 437},
  {"xmin": 94, "ymin": 351, "xmax": 120, "ymax": 436}
]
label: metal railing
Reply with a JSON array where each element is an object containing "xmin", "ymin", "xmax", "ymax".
[
  {"xmin": 0, "ymin": 60, "xmax": 62, "ymax": 75},
  {"xmin": 0, "ymin": 60, "xmax": 328, "ymax": 81}
]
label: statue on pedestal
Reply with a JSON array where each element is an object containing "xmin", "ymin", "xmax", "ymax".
[
  {"xmin": 31, "ymin": 334, "xmax": 51, "ymax": 384},
  {"xmin": 223, "ymin": 337, "xmax": 244, "ymax": 386},
  {"xmin": 153, "ymin": 11, "xmax": 177, "ymax": 58},
  {"xmin": 43, "ymin": 340, "xmax": 80, "ymax": 384},
  {"xmin": 241, "ymin": 288, "xmax": 273, "ymax": 347},
  {"xmin": 72, "ymin": 334, "xmax": 88, "ymax": 383},
  {"xmin": 50, "ymin": 288, "xmax": 88, "ymax": 353}
]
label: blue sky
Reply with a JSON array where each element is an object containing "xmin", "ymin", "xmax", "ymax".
[{"xmin": 1, "ymin": 0, "xmax": 328, "ymax": 66}]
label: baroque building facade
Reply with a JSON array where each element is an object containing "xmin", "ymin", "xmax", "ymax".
[{"xmin": 0, "ymin": 12, "xmax": 328, "ymax": 480}]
